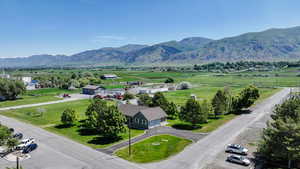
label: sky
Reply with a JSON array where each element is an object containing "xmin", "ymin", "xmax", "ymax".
[{"xmin": 0, "ymin": 0, "xmax": 300, "ymax": 58}]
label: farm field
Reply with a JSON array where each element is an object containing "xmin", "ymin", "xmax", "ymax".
[{"xmin": 115, "ymin": 134, "xmax": 192, "ymax": 163}]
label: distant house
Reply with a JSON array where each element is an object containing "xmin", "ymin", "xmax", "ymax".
[
  {"xmin": 0, "ymin": 74, "xmax": 10, "ymax": 79},
  {"xmin": 26, "ymin": 80, "xmax": 40, "ymax": 90},
  {"xmin": 82, "ymin": 85, "xmax": 102, "ymax": 95},
  {"xmin": 127, "ymin": 81, "xmax": 143, "ymax": 86},
  {"xmin": 21, "ymin": 77, "xmax": 32, "ymax": 85},
  {"xmin": 100, "ymin": 74, "xmax": 118, "ymax": 80},
  {"xmin": 118, "ymin": 104, "xmax": 168, "ymax": 129}
]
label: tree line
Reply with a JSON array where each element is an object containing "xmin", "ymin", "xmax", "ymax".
[
  {"xmin": 193, "ymin": 61, "xmax": 300, "ymax": 72},
  {"xmin": 59, "ymin": 85, "xmax": 260, "ymax": 139}
]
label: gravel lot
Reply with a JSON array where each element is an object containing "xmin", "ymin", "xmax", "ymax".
[{"xmin": 204, "ymin": 103, "xmax": 273, "ymax": 169}]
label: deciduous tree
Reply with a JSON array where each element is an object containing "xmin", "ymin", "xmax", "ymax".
[
  {"xmin": 85, "ymin": 99, "xmax": 126, "ymax": 138},
  {"xmin": 61, "ymin": 108, "xmax": 78, "ymax": 126}
]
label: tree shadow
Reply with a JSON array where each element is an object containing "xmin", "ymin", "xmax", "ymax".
[
  {"xmin": 55, "ymin": 124, "xmax": 74, "ymax": 129},
  {"xmin": 234, "ymin": 109, "xmax": 252, "ymax": 115},
  {"xmin": 88, "ymin": 136, "xmax": 122, "ymax": 145},
  {"xmin": 77, "ymin": 128, "xmax": 99, "ymax": 136},
  {"xmin": 171, "ymin": 123, "xmax": 202, "ymax": 130}
]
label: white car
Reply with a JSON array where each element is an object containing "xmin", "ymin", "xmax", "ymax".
[
  {"xmin": 227, "ymin": 154, "xmax": 251, "ymax": 166},
  {"xmin": 225, "ymin": 144, "xmax": 248, "ymax": 155},
  {"xmin": 16, "ymin": 138, "xmax": 35, "ymax": 150}
]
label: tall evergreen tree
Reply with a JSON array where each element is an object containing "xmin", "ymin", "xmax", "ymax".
[
  {"xmin": 179, "ymin": 98, "xmax": 207, "ymax": 127},
  {"xmin": 211, "ymin": 90, "xmax": 227, "ymax": 117},
  {"xmin": 258, "ymin": 96, "xmax": 300, "ymax": 168}
]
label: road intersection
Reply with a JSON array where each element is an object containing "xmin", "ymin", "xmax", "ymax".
[{"xmin": 0, "ymin": 88, "xmax": 290, "ymax": 169}]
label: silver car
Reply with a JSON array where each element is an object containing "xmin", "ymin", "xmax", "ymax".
[
  {"xmin": 225, "ymin": 144, "xmax": 248, "ymax": 155},
  {"xmin": 227, "ymin": 154, "xmax": 251, "ymax": 166}
]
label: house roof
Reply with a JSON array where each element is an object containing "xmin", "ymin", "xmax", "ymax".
[
  {"xmin": 102, "ymin": 74, "xmax": 118, "ymax": 77},
  {"xmin": 83, "ymin": 85, "xmax": 100, "ymax": 90},
  {"xmin": 118, "ymin": 104, "xmax": 167, "ymax": 121},
  {"xmin": 118, "ymin": 104, "xmax": 148, "ymax": 117},
  {"xmin": 140, "ymin": 107, "xmax": 167, "ymax": 121}
]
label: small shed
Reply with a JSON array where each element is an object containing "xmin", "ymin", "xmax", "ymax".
[{"xmin": 82, "ymin": 85, "xmax": 102, "ymax": 95}]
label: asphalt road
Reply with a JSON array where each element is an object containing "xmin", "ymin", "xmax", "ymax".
[
  {"xmin": 0, "ymin": 94, "xmax": 90, "ymax": 111},
  {"xmin": 0, "ymin": 115, "xmax": 143, "ymax": 169},
  {"xmin": 142, "ymin": 88, "xmax": 290, "ymax": 169},
  {"xmin": 0, "ymin": 88, "xmax": 290, "ymax": 169}
]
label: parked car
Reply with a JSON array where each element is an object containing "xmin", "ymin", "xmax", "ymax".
[
  {"xmin": 227, "ymin": 155, "xmax": 251, "ymax": 166},
  {"xmin": 22, "ymin": 143, "xmax": 38, "ymax": 154},
  {"xmin": 63, "ymin": 94, "xmax": 71, "ymax": 98},
  {"xmin": 225, "ymin": 144, "xmax": 248, "ymax": 155},
  {"xmin": 93, "ymin": 95, "xmax": 104, "ymax": 99},
  {"xmin": 12, "ymin": 133, "xmax": 23, "ymax": 140},
  {"xmin": 16, "ymin": 138, "xmax": 35, "ymax": 150}
]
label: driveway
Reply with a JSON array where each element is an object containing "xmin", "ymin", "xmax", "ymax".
[
  {"xmin": 141, "ymin": 88, "xmax": 290, "ymax": 169},
  {"xmin": 0, "ymin": 88, "xmax": 290, "ymax": 169},
  {"xmin": 97, "ymin": 126, "xmax": 207, "ymax": 155}
]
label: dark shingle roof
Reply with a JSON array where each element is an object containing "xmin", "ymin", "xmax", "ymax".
[
  {"xmin": 83, "ymin": 85, "xmax": 100, "ymax": 90},
  {"xmin": 118, "ymin": 104, "xmax": 148, "ymax": 117},
  {"xmin": 118, "ymin": 104, "xmax": 167, "ymax": 121},
  {"xmin": 140, "ymin": 107, "xmax": 167, "ymax": 121}
]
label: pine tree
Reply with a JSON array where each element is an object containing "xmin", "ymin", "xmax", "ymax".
[{"xmin": 179, "ymin": 98, "xmax": 207, "ymax": 127}]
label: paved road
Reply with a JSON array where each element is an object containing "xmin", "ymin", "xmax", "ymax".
[
  {"xmin": 142, "ymin": 88, "xmax": 290, "ymax": 169},
  {"xmin": 0, "ymin": 88, "xmax": 290, "ymax": 169},
  {"xmin": 98, "ymin": 126, "xmax": 207, "ymax": 155},
  {"xmin": 0, "ymin": 94, "xmax": 90, "ymax": 111},
  {"xmin": 0, "ymin": 115, "xmax": 143, "ymax": 169}
]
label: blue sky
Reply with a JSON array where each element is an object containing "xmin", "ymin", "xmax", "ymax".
[{"xmin": 0, "ymin": 0, "xmax": 300, "ymax": 58}]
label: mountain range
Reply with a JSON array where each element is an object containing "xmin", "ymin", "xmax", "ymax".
[{"xmin": 1, "ymin": 26, "xmax": 300, "ymax": 68}]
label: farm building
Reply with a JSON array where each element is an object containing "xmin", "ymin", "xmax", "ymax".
[
  {"xmin": 82, "ymin": 85, "xmax": 102, "ymax": 95},
  {"xmin": 118, "ymin": 104, "xmax": 167, "ymax": 129},
  {"xmin": 100, "ymin": 74, "xmax": 118, "ymax": 80}
]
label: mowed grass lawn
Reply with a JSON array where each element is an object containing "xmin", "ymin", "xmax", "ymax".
[
  {"xmin": 0, "ymin": 99, "xmax": 144, "ymax": 149},
  {"xmin": 115, "ymin": 135, "xmax": 192, "ymax": 163},
  {"xmin": 166, "ymin": 87, "xmax": 281, "ymax": 133},
  {"xmin": 0, "ymin": 88, "xmax": 81, "ymax": 108}
]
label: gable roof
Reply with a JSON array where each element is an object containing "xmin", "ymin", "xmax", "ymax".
[
  {"xmin": 118, "ymin": 104, "xmax": 167, "ymax": 121},
  {"xmin": 83, "ymin": 85, "xmax": 100, "ymax": 90},
  {"xmin": 118, "ymin": 104, "xmax": 148, "ymax": 117},
  {"xmin": 140, "ymin": 107, "xmax": 167, "ymax": 121}
]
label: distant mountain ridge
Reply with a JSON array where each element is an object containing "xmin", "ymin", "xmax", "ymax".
[{"xmin": 1, "ymin": 26, "xmax": 300, "ymax": 68}]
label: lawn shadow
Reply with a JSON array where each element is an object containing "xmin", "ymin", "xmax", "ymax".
[
  {"xmin": 88, "ymin": 136, "xmax": 122, "ymax": 145},
  {"xmin": 77, "ymin": 128, "xmax": 99, "ymax": 136},
  {"xmin": 171, "ymin": 123, "xmax": 202, "ymax": 130},
  {"xmin": 235, "ymin": 109, "xmax": 252, "ymax": 115},
  {"xmin": 54, "ymin": 124, "xmax": 74, "ymax": 129}
]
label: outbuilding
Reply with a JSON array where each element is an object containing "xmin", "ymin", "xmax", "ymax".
[
  {"xmin": 82, "ymin": 85, "xmax": 102, "ymax": 95},
  {"xmin": 118, "ymin": 104, "xmax": 168, "ymax": 129},
  {"xmin": 100, "ymin": 74, "xmax": 118, "ymax": 80}
]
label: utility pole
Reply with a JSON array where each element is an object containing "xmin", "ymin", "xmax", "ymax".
[
  {"xmin": 128, "ymin": 120, "xmax": 131, "ymax": 156},
  {"xmin": 16, "ymin": 156, "xmax": 20, "ymax": 169}
]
